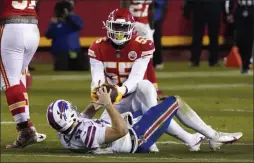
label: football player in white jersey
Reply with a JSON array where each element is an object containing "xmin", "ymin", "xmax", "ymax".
[{"xmin": 46, "ymin": 86, "xmax": 243, "ymax": 154}]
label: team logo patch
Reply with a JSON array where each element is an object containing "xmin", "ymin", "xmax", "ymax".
[{"xmin": 128, "ymin": 51, "xmax": 137, "ymax": 60}]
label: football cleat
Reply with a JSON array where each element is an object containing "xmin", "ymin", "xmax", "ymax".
[
  {"xmin": 6, "ymin": 127, "xmax": 37, "ymax": 148},
  {"xmin": 36, "ymin": 132, "xmax": 47, "ymax": 143},
  {"xmin": 209, "ymin": 132, "xmax": 243, "ymax": 151},
  {"xmin": 187, "ymin": 133, "xmax": 206, "ymax": 152}
]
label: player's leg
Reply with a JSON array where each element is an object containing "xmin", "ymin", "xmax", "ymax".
[
  {"xmin": 132, "ymin": 80, "xmax": 204, "ymax": 151},
  {"xmin": 132, "ymin": 80, "xmax": 158, "ymax": 114},
  {"xmin": 166, "ymin": 119, "xmax": 205, "ymax": 151},
  {"xmin": 131, "ymin": 80, "xmax": 160, "ymax": 152},
  {"xmin": 133, "ymin": 96, "xmax": 178, "ymax": 153},
  {"xmin": 174, "ymin": 96, "xmax": 242, "ymax": 150},
  {"xmin": 0, "ymin": 24, "xmax": 37, "ymax": 148},
  {"xmin": 21, "ymin": 24, "xmax": 46, "ymax": 143}
]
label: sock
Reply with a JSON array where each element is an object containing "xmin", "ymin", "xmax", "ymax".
[
  {"xmin": 166, "ymin": 119, "xmax": 196, "ymax": 145},
  {"xmin": 146, "ymin": 59, "xmax": 158, "ymax": 88},
  {"xmin": 17, "ymin": 119, "xmax": 34, "ymax": 129},
  {"xmin": 20, "ymin": 81, "xmax": 30, "ymax": 119},
  {"xmin": 175, "ymin": 96, "xmax": 218, "ymax": 139},
  {"xmin": 5, "ymin": 84, "xmax": 30, "ymax": 125}
]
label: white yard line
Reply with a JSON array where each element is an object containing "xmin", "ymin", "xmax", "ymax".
[
  {"xmin": 1, "ymin": 154, "xmax": 253, "ymax": 162},
  {"xmin": 1, "ymin": 154, "xmax": 95, "ymax": 158},
  {"xmin": 221, "ymin": 109, "xmax": 253, "ymax": 112},
  {"xmin": 32, "ymin": 70, "xmax": 253, "ymax": 81},
  {"xmin": 161, "ymin": 83, "xmax": 253, "ymax": 91},
  {"xmin": 157, "ymin": 141, "xmax": 253, "ymax": 146},
  {"xmin": 0, "ymin": 121, "xmax": 15, "ymax": 124}
]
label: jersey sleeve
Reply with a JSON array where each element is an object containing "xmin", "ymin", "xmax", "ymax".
[
  {"xmin": 88, "ymin": 41, "xmax": 101, "ymax": 61},
  {"xmin": 140, "ymin": 39, "xmax": 155, "ymax": 59},
  {"xmin": 88, "ymin": 37, "xmax": 107, "ymax": 61},
  {"xmin": 80, "ymin": 123, "xmax": 106, "ymax": 149}
]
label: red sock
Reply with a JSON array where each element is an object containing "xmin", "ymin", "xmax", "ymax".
[
  {"xmin": 146, "ymin": 59, "xmax": 158, "ymax": 89},
  {"xmin": 5, "ymin": 84, "xmax": 29, "ymax": 124}
]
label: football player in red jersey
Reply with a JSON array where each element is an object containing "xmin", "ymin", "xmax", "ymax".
[
  {"xmin": 88, "ymin": 8, "xmax": 160, "ymax": 152},
  {"xmin": 89, "ymin": 8, "xmax": 208, "ymax": 153},
  {"xmin": 120, "ymin": 0, "xmax": 166, "ymax": 100},
  {"xmin": 0, "ymin": 0, "xmax": 46, "ymax": 148}
]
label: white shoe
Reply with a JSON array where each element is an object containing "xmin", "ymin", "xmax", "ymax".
[
  {"xmin": 209, "ymin": 132, "xmax": 243, "ymax": 151},
  {"xmin": 187, "ymin": 133, "xmax": 206, "ymax": 152},
  {"xmin": 36, "ymin": 132, "xmax": 47, "ymax": 143},
  {"xmin": 149, "ymin": 143, "xmax": 159, "ymax": 153}
]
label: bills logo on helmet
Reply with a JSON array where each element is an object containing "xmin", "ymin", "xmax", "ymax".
[
  {"xmin": 58, "ymin": 101, "xmax": 68, "ymax": 121},
  {"xmin": 128, "ymin": 51, "xmax": 137, "ymax": 60}
]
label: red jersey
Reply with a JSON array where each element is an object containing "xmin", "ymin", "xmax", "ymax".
[
  {"xmin": 0, "ymin": 0, "xmax": 37, "ymax": 20},
  {"xmin": 129, "ymin": 0, "xmax": 153, "ymax": 24},
  {"xmin": 88, "ymin": 36, "xmax": 155, "ymax": 86}
]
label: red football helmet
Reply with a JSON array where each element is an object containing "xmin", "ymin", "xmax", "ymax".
[{"xmin": 105, "ymin": 8, "xmax": 135, "ymax": 45}]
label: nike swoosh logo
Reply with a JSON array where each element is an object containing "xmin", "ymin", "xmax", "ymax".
[{"xmin": 38, "ymin": 135, "xmax": 44, "ymax": 139}]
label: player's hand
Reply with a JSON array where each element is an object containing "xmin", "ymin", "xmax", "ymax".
[{"xmin": 96, "ymin": 86, "xmax": 112, "ymax": 107}]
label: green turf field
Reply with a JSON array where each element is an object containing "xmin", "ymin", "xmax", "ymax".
[{"xmin": 1, "ymin": 62, "xmax": 253, "ymax": 162}]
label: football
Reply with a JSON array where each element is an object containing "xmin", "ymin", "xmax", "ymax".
[{"xmin": 95, "ymin": 84, "xmax": 119, "ymax": 103}]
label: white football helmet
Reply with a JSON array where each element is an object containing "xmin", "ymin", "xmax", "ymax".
[{"xmin": 46, "ymin": 100, "xmax": 80, "ymax": 133}]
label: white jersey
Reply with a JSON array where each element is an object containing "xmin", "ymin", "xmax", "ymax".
[{"xmin": 58, "ymin": 115, "xmax": 137, "ymax": 154}]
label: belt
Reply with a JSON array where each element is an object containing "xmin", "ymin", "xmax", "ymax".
[{"xmin": 0, "ymin": 17, "xmax": 38, "ymax": 25}]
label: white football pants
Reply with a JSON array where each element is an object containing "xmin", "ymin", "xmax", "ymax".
[
  {"xmin": 100, "ymin": 80, "xmax": 158, "ymax": 121},
  {"xmin": 0, "ymin": 24, "xmax": 39, "ymax": 90}
]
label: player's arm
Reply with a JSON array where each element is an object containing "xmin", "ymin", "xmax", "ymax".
[
  {"xmin": 88, "ymin": 45, "xmax": 106, "ymax": 91},
  {"xmin": 81, "ymin": 104, "xmax": 98, "ymax": 119},
  {"xmin": 96, "ymin": 87, "xmax": 128, "ymax": 143},
  {"xmin": 121, "ymin": 39, "xmax": 155, "ymax": 94},
  {"xmin": 120, "ymin": 0, "xmax": 131, "ymax": 9},
  {"xmin": 122, "ymin": 56, "xmax": 151, "ymax": 94}
]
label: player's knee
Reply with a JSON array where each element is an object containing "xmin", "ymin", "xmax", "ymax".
[
  {"xmin": 174, "ymin": 95, "xmax": 182, "ymax": 105},
  {"xmin": 137, "ymin": 80, "xmax": 156, "ymax": 95},
  {"xmin": 174, "ymin": 95, "xmax": 181, "ymax": 102}
]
